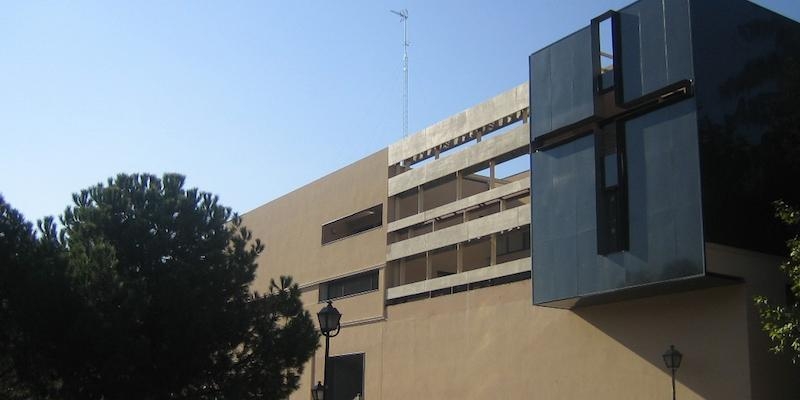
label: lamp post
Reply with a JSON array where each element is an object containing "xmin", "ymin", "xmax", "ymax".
[
  {"xmin": 662, "ymin": 345, "xmax": 683, "ymax": 400},
  {"xmin": 315, "ymin": 300, "xmax": 342, "ymax": 400}
]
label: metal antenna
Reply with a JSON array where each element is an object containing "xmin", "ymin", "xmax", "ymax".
[{"xmin": 390, "ymin": 9, "xmax": 409, "ymax": 137}]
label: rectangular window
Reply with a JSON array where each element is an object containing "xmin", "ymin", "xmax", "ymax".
[
  {"xmin": 320, "ymin": 270, "xmax": 379, "ymax": 301},
  {"xmin": 322, "ymin": 205, "xmax": 382, "ymax": 245},
  {"xmin": 592, "ymin": 11, "xmax": 619, "ymax": 92},
  {"xmin": 596, "ymin": 123, "xmax": 628, "ymax": 254},
  {"xmin": 329, "ymin": 353, "xmax": 365, "ymax": 400},
  {"xmin": 497, "ymin": 225, "xmax": 531, "ymax": 263},
  {"xmin": 462, "ymin": 237, "xmax": 491, "ymax": 272}
]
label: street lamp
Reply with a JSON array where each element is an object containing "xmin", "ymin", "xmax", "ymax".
[
  {"xmin": 662, "ymin": 345, "xmax": 683, "ymax": 400},
  {"xmin": 311, "ymin": 381, "xmax": 325, "ymax": 400},
  {"xmin": 316, "ymin": 300, "xmax": 342, "ymax": 400}
]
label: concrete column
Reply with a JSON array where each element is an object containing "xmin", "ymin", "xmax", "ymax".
[
  {"xmin": 393, "ymin": 196, "xmax": 401, "ymax": 223},
  {"xmin": 456, "ymin": 243, "xmax": 464, "ymax": 273},
  {"xmin": 489, "ymin": 160, "xmax": 496, "ymax": 189},
  {"xmin": 456, "ymin": 171, "xmax": 463, "ymax": 201},
  {"xmin": 490, "ymin": 233, "xmax": 497, "ymax": 266},
  {"xmin": 417, "ymin": 186, "xmax": 423, "ymax": 214},
  {"xmin": 425, "ymin": 251, "xmax": 432, "ymax": 280}
]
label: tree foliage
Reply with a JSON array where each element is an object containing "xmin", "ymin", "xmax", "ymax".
[
  {"xmin": 0, "ymin": 174, "xmax": 318, "ymax": 399},
  {"xmin": 756, "ymin": 200, "xmax": 800, "ymax": 364}
]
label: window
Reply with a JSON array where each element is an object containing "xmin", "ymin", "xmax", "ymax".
[
  {"xmin": 592, "ymin": 11, "xmax": 618, "ymax": 92},
  {"xmin": 322, "ymin": 205, "xmax": 382, "ymax": 244},
  {"xmin": 329, "ymin": 353, "xmax": 364, "ymax": 400},
  {"xmin": 320, "ymin": 270, "xmax": 379, "ymax": 301},
  {"xmin": 596, "ymin": 123, "xmax": 628, "ymax": 254},
  {"xmin": 497, "ymin": 225, "xmax": 531, "ymax": 263}
]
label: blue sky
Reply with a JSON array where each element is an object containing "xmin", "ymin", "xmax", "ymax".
[{"xmin": 1, "ymin": 0, "xmax": 798, "ymax": 222}]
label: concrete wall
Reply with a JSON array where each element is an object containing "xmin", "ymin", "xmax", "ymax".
[
  {"xmin": 293, "ymin": 272, "xmax": 798, "ymax": 400},
  {"xmin": 242, "ymin": 149, "xmax": 388, "ymax": 292},
  {"xmin": 706, "ymin": 243, "xmax": 800, "ymax": 399},
  {"xmin": 320, "ymin": 279, "xmax": 753, "ymax": 400}
]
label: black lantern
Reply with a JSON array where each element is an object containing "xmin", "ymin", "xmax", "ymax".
[
  {"xmin": 662, "ymin": 344, "xmax": 683, "ymax": 370},
  {"xmin": 662, "ymin": 345, "xmax": 683, "ymax": 400},
  {"xmin": 311, "ymin": 381, "xmax": 325, "ymax": 400},
  {"xmin": 317, "ymin": 300, "xmax": 342, "ymax": 337}
]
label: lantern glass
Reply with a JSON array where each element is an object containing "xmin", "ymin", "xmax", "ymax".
[
  {"xmin": 317, "ymin": 301, "xmax": 342, "ymax": 335},
  {"xmin": 312, "ymin": 381, "xmax": 325, "ymax": 400},
  {"xmin": 662, "ymin": 345, "xmax": 683, "ymax": 370}
]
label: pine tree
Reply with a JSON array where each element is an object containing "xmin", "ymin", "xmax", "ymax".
[{"xmin": 0, "ymin": 174, "xmax": 319, "ymax": 399}]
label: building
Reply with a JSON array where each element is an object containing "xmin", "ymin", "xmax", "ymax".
[{"xmin": 242, "ymin": 0, "xmax": 800, "ymax": 398}]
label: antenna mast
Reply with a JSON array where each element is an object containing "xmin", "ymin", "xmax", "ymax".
[{"xmin": 390, "ymin": 9, "xmax": 409, "ymax": 137}]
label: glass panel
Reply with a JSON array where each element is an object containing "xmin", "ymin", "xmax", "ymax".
[
  {"xmin": 466, "ymin": 202, "xmax": 500, "ymax": 221},
  {"xmin": 430, "ymin": 245, "xmax": 458, "ymax": 277},
  {"xmin": 320, "ymin": 270, "xmax": 379, "ymax": 301},
  {"xmin": 435, "ymin": 213, "xmax": 463, "ymax": 230},
  {"xmin": 503, "ymin": 193, "xmax": 530, "ymax": 210},
  {"xmin": 403, "ymin": 254, "xmax": 427, "ymax": 284},
  {"xmin": 497, "ymin": 225, "xmax": 531, "ymax": 264},
  {"xmin": 322, "ymin": 205, "xmax": 382, "ymax": 244},
  {"xmin": 532, "ymin": 135, "xmax": 596, "ymax": 304},
  {"xmin": 330, "ymin": 354, "xmax": 364, "ymax": 400},
  {"xmin": 462, "ymin": 237, "xmax": 491, "ymax": 272},
  {"xmin": 531, "ymin": 27, "xmax": 595, "ymax": 138},
  {"xmin": 619, "ymin": 0, "xmax": 693, "ymax": 103},
  {"xmin": 604, "ymin": 154, "xmax": 618, "ymax": 187}
]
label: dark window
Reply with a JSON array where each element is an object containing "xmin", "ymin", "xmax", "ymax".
[
  {"xmin": 596, "ymin": 123, "xmax": 628, "ymax": 254},
  {"xmin": 322, "ymin": 205, "xmax": 382, "ymax": 245},
  {"xmin": 497, "ymin": 226, "xmax": 531, "ymax": 257},
  {"xmin": 329, "ymin": 353, "xmax": 364, "ymax": 400},
  {"xmin": 320, "ymin": 270, "xmax": 379, "ymax": 301},
  {"xmin": 497, "ymin": 226, "xmax": 531, "ymax": 265}
]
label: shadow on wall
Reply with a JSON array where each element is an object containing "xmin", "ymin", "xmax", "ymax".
[{"xmin": 573, "ymin": 285, "xmax": 751, "ymax": 399}]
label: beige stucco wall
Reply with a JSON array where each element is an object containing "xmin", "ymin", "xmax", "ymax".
[
  {"xmin": 241, "ymin": 148, "xmax": 388, "ymax": 293},
  {"xmin": 289, "ymin": 243, "xmax": 798, "ymax": 400},
  {"xmin": 293, "ymin": 278, "xmax": 775, "ymax": 400},
  {"xmin": 379, "ymin": 281, "xmax": 751, "ymax": 400},
  {"xmin": 706, "ymin": 243, "xmax": 800, "ymax": 399},
  {"xmin": 241, "ymin": 149, "xmax": 390, "ymax": 400}
]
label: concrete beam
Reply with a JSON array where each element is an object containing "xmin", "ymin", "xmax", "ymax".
[
  {"xmin": 388, "ymin": 123, "xmax": 529, "ymax": 197},
  {"xmin": 386, "ymin": 257, "xmax": 530, "ymax": 299},
  {"xmin": 388, "ymin": 82, "xmax": 529, "ymax": 166},
  {"xmin": 387, "ymin": 179, "xmax": 530, "ymax": 233},
  {"xmin": 386, "ymin": 206, "xmax": 530, "ymax": 262}
]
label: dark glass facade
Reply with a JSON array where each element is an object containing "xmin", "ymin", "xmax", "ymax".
[
  {"xmin": 690, "ymin": 0, "xmax": 800, "ymax": 254},
  {"xmin": 530, "ymin": 27, "xmax": 594, "ymax": 139},
  {"xmin": 530, "ymin": 0, "xmax": 800, "ymax": 307}
]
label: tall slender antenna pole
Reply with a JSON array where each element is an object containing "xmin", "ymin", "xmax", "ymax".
[{"xmin": 390, "ymin": 9, "xmax": 409, "ymax": 137}]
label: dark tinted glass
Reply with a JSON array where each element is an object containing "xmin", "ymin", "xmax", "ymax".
[
  {"xmin": 321, "ymin": 270, "xmax": 379, "ymax": 301},
  {"xmin": 531, "ymin": 27, "xmax": 595, "ymax": 138}
]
